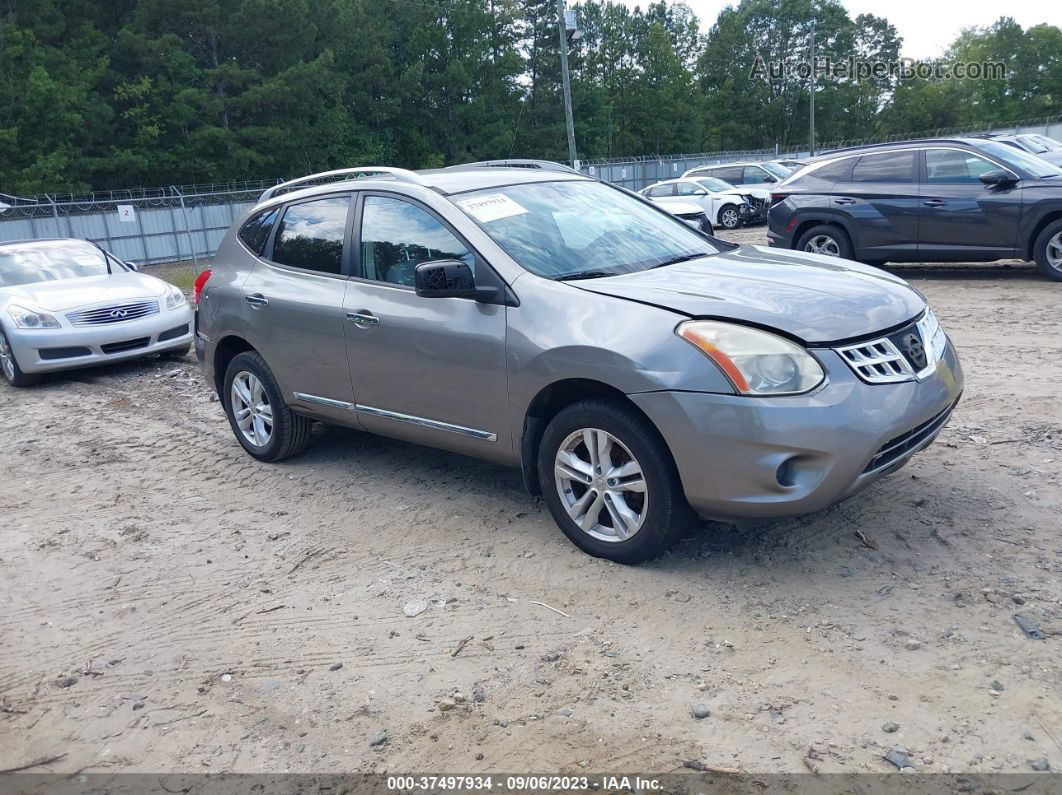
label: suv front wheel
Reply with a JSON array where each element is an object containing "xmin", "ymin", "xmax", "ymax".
[
  {"xmin": 223, "ymin": 351, "xmax": 313, "ymax": 462},
  {"xmin": 537, "ymin": 399, "xmax": 695, "ymax": 564}
]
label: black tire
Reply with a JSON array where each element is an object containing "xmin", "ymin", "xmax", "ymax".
[
  {"xmin": 0, "ymin": 326, "xmax": 40, "ymax": 388},
  {"xmin": 718, "ymin": 204, "xmax": 741, "ymax": 230},
  {"xmin": 164, "ymin": 343, "xmax": 192, "ymax": 359},
  {"xmin": 1032, "ymin": 218, "xmax": 1062, "ymax": 282},
  {"xmin": 537, "ymin": 399, "xmax": 695, "ymax": 564},
  {"xmin": 796, "ymin": 224, "xmax": 853, "ymax": 260},
  {"xmin": 222, "ymin": 351, "xmax": 312, "ymax": 462}
]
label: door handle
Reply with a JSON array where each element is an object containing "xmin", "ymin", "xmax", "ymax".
[
  {"xmin": 921, "ymin": 199, "xmax": 947, "ymax": 207},
  {"xmin": 834, "ymin": 197, "xmax": 856, "ymax": 205},
  {"xmin": 245, "ymin": 293, "xmax": 269, "ymax": 308},
  {"xmin": 346, "ymin": 311, "xmax": 379, "ymax": 328}
]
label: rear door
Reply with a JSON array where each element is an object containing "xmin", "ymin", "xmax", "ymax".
[
  {"xmin": 241, "ymin": 192, "xmax": 359, "ymax": 424},
  {"xmin": 829, "ymin": 150, "xmax": 920, "ymax": 260},
  {"xmin": 917, "ymin": 147, "xmax": 1021, "ymax": 260},
  {"xmin": 342, "ymin": 192, "xmax": 511, "ymax": 460}
]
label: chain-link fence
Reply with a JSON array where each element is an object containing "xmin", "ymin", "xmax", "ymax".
[{"xmin": 3, "ymin": 115, "xmax": 1061, "ymax": 265}]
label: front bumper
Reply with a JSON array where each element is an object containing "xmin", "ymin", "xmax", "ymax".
[
  {"xmin": 8, "ymin": 306, "xmax": 195, "ymax": 374},
  {"xmin": 630, "ymin": 340, "xmax": 964, "ymax": 520}
]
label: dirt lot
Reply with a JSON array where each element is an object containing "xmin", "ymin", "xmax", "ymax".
[{"xmin": 1, "ymin": 227, "xmax": 1060, "ymax": 777}]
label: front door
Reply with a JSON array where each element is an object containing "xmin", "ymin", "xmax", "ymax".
[
  {"xmin": 343, "ymin": 193, "xmax": 511, "ymax": 461},
  {"xmin": 917, "ymin": 148, "xmax": 1021, "ymax": 261}
]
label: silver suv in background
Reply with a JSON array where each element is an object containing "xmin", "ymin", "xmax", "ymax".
[{"xmin": 196, "ymin": 162, "xmax": 963, "ymax": 563}]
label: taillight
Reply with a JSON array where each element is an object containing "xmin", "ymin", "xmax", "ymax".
[
  {"xmin": 770, "ymin": 192, "xmax": 787, "ymax": 207},
  {"xmin": 193, "ymin": 269, "xmax": 213, "ymax": 305}
]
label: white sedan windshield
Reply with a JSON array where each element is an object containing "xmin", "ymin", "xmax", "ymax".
[
  {"xmin": 0, "ymin": 241, "xmax": 112, "ymax": 287},
  {"xmin": 455, "ymin": 181, "xmax": 722, "ymax": 279}
]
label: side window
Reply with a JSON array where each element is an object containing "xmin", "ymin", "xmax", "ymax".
[
  {"xmin": 360, "ymin": 196, "xmax": 472, "ymax": 287},
  {"xmin": 675, "ymin": 182, "xmax": 698, "ymax": 196},
  {"xmin": 925, "ymin": 149, "xmax": 1000, "ymax": 184},
  {"xmin": 647, "ymin": 185, "xmax": 673, "ymax": 198},
  {"xmin": 788, "ymin": 157, "xmax": 855, "ymax": 190},
  {"xmin": 238, "ymin": 208, "xmax": 279, "ymax": 255},
  {"xmin": 743, "ymin": 166, "xmax": 769, "ymax": 183},
  {"xmin": 851, "ymin": 151, "xmax": 916, "ymax": 183},
  {"xmin": 713, "ymin": 166, "xmax": 743, "ymax": 184},
  {"xmin": 271, "ymin": 196, "xmax": 350, "ymax": 274}
]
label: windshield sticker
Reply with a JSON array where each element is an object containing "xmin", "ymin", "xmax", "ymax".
[{"xmin": 457, "ymin": 193, "xmax": 528, "ymax": 223}]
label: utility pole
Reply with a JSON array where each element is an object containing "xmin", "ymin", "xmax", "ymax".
[
  {"xmin": 557, "ymin": 0, "xmax": 578, "ymax": 168},
  {"xmin": 809, "ymin": 20, "xmax": 817, "ymax": 157}
]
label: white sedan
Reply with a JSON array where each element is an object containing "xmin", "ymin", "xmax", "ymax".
[
  {"xmin": 0, "ymin": 238, "xmax": 194, "ymax": 387},
  {"xmin": 640, "ymin": 177, "xmax": 769, "ymax": 229}
]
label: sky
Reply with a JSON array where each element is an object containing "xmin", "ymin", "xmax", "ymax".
[{"xmin": 613, "ymin": 0, "xmax": 1062, "ymax": 59}]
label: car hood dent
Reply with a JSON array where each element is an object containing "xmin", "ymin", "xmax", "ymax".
[
  {"xmin": 573, "ymin": 245, "xmax": 925, "ymax": 343},
  {"xmin": 0, "ymin": 272, "xmax": 168, "ymax": 312}
]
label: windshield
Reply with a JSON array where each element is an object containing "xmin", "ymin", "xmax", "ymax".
[
  {"xmin": 695, "ymin": 177, "xmax": 734, "ymax": 192},
  {"xmin": 454, "ymin": 181, "xmax": 723, "ymax": 279},
  {"xmin": 979, "ymin": 141, "xmax": 1062, "ymax": 178},
  {"xmin": 761, "ymin": 161, "xmax": 791, "ymax": 178},
  {"xmin": 1015, "ymin": 136, "xmax": 1049, "ymax": 154},
  {"xmin": 0, "ymin": 241, "xmax": 118, "ymax": 288}
]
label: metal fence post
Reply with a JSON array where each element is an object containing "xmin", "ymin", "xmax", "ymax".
[{"xmin": 173, "ymin": 186, "xmax": 200, "ymax": 270}]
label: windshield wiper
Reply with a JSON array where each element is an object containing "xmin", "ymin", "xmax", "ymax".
[
  {"xmin": 554, "ymin": 270, "xmax": 622, "ymax": 282},
  {"xmin": 649, "ymin": 252, "xmax": 709, "ymax": 269}
]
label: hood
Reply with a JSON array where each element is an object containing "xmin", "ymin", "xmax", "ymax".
[
  {"xmin": 717, "ymin": 188, "xmax": 769, "ymax": 200},
  {"xmin": 0, "ymin": 272, "xmax": 168, "ymax": 312},
  {"xmin": 574, "ymin": 245, "xmax": 926, "ymax": 344}
]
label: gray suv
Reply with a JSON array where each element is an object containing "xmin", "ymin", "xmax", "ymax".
[{"xmin": 196, "ymin": 162, "xmax": 963, "ymax": 563}]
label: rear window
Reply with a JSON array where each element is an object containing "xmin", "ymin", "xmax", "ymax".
[
  {"xmin": 271, "ymin": 196, "xmax": 350, "ymax": 274},
  {"xmin": 238, "ymin": 208, "xmax": 279, "ymax": 254},
  {"xmin": 851, "ymin": 151, "xmax": 916, "ymax": 183}
]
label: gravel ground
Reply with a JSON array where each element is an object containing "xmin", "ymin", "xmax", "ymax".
[{"xmin": 1, "ymin": 227, "xmax": 1060, "ymax": 776}]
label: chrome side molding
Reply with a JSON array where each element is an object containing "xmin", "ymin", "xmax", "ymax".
[{"xmin": 292, "ymin": 393, "xmax": 496, "ymax": 442}]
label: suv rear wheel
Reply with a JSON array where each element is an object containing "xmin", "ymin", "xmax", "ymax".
[
  {"xmin": 796, "ymin": 224, "xmax": 853, "ymax": 260},
  {"xmin": 537, "ymin": 399, "xmax": 694, "ymax": 564},
  {"xmin": 223, "ymin": 351, "xmax": 312, "ymax": 462},
  {"xmin": 1032, "ymin": 219, "xmax": 1062, "ymax": 282}
]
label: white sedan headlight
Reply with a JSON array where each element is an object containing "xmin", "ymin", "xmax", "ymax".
[
  {"xmin": 165, "ymin": 286, "xmax": 187, "ymax": 310},
  {"xmin": 7, "ymin": 303, "xmax": 61, "ymax": 329},
  {"xmin": 677, "ymin": 320, "xmax": 825, "ymax": 395}
]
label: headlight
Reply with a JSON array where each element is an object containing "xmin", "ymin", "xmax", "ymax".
[
  {"xmin": 918, "ymin": 308, "xmax": 947, "ymax": 363},
  {"xmin": 677, "ymin": 320, "xmax": 825, "ymax": 395},
  {"xmin": 7, "ymin": 303, "xmax": 61, "ymax": 329},
  {"xmin": 165, "ymin": 286, "xmax": 187, "ymax": 310}
]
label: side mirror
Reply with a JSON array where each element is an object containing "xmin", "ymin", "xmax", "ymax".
[
  {"xmin": 693, "ymin": 188, "xmax": 708, "ymax": 196},
  {"xmin": 762, "ymin": 175, "xmax": 777, "ymax": 183},
  {"xmin": 979, "ymin": 169, "xmax": 1016, "ymax": 186},
  {"xmin": 414, "ymin": 259, "xmax": 476, "ymax": 299},
  {"xmin": 125, "ymin": 261, "xmax": 139, "ymax": 272}
]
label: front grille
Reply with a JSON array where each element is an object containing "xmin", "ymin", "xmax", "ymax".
[
  {"xmin": 39, "ymin": 346, "xmax": 91, "ymax": 361},
  {"xmin": 101, "ymin": 337, "xmax": 150, "ymax": 355},
  {"xmin": 836, "ymin": 336, "xmax": 915, "ymax": 384},
  {"xmin": 746, "ymin": 196, "xmax": 767, "ymax": 213},
  {"xmin": 863, "ymin": 397, "xmax": 960, "ymax": 473},
  {"xmin": 67, "ymin": 300, "xmax": 159, "ymax": 326},
  {"xmin": 158, "ymin": 323, "xmax": 189, "ymax": 342}
]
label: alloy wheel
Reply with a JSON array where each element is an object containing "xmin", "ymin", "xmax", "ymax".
[
  {"xmin": 1047, "ymin": 231, "xmax": 1062, "ymax": 272},
  {"xmin": 720, "ymin": 208, "xmax": 739, "ymax": 229},
  {"xmin": 0, "ymin": 334, "xmax": 15, "ymax": 382},
  {"xmin": 805, "ymin": 234, "xmax": 840, "ymax": 257},
  {"xmin": 230, "ymin": 371, "xmax": 273, "ymax": 447},
  {"xmin": 554, "ymin": 428, "xmax": 648, "ymax": 543}
]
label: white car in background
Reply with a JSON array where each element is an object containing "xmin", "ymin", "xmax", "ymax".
[
  {"xmin": 657, "ymin": 200, "xmax": 714, "ymax": 235},
  {"xmin": 640, "ymin": 177, "xmax": 768, "ymax": 229},
  {"xmin": 682, "ymin": 161, "xmax": 790, "ymax": 193},
  {"xmin": 0, "ymin": 238, "xmax": 194, "ymax": 386}
]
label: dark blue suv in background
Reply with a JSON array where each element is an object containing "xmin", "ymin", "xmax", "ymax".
[{"xmin": 767, "ymin": 137, "xmax": 1062, "ymax": 281}]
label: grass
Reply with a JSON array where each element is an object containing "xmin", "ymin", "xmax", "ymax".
[{"xmin": 141, "ymin": 259, "xmax": 210, "ymax": 295}]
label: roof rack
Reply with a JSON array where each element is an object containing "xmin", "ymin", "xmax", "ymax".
[
  {"xmin": 444, "ymin": 159, "xmax": 580, "ymax": 174},
  {"xmin": 258, "ymin": 167, "xmax": 426, "ymax": 202}
]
